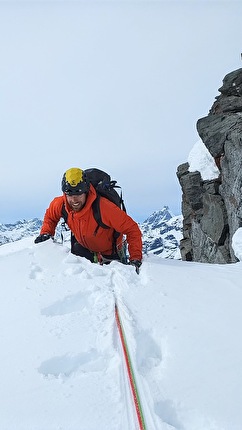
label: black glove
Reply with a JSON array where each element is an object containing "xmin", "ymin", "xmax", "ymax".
[
  {"xmin": 129, "ymin": 259, "xmax": 142, "ymax": 274},
  {"xmin": 34, "ymin": 234, "xmax": 52, "ymax": 244}
]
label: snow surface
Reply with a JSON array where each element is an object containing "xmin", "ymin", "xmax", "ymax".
[
  {"xmin": 1, "ymin": 235, "xmax": 242, "ymax": 430},
  {"xmin": 188, "ymin": 139, "xmax": 220, "ymax": 180}
]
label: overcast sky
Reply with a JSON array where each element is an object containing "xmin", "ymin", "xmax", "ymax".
[{"xmin": 1, "ymin": 0, "xmax": 242, "ymax": 223}]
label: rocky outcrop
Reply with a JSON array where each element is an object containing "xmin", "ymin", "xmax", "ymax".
[{"xmin": 177, "ymin": 68, "xmax": 242, "ymax": 263}]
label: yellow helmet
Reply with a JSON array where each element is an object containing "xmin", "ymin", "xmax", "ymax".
[{"xmin": 61, "ymin": 168, "xmax": 90, "ymax": 195}]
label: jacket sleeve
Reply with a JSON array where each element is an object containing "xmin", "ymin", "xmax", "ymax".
[
  {"xmin": 40, "ymin": 197, "xmax": 64, "ymax": 236},
  {"xmin": 99, "ymin": 199, "xmax": 143, "ymax": 261}
]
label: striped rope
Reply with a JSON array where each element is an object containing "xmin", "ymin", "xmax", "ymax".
[{"xmin": 115, "ymin": 302, "xmax": 147, "ymax": 430}]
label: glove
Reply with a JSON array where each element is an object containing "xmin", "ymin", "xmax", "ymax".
[
  {"xmin": 34, "ymin": 234, "xmax": 52, "ymax": 244},
  {"xmin": 129, "ymin": 259, "xmax": 142, "ymax": 274}
]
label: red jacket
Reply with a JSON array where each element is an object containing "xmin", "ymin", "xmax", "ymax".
[{"xmin": 40, "ymin": 184, "xmax": 142, "ymax": 261}]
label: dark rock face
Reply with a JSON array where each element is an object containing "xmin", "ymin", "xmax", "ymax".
[{"xmin": 177, "ymin": 68, "xmax": 242, "ymax": 263}]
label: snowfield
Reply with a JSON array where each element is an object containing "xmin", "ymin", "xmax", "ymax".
[{"xmin": 1, "ymin": 237, "xmax": 242, "ymax": 430}]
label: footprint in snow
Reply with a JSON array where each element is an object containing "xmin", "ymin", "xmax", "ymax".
[
  {"xmin": 29, "ymin": 262, "xmax": 43, "ymax": 280},
  {"xmin": 154, "ymin": 399, "xmax": 185, "ymax": 430},
  {"xmin": 38, "ymin": 349, "xmax": 104, "ymax": 378},
  {"xmin": 41, "ymin": 291, "xmax": 91, "ymax": 316},
  {"xmin": 63, "ymin": 266, "xmax": 85, "ymax": 276},
  {"xmin": 135, "ymin": 329, "xmax": 162, "ymax": 375}
]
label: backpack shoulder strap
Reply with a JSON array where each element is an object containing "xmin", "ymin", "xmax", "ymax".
[
  {"xmin": 92, "ymin": 195, "xmax": 121, "ymax": 255},
  {"xmin": 92, "ymin": 195, "xmax": 110, "ymax": 234},
  {"xmin": 61, "ymin": 202, "xmax": 68, "ymax": 223}
]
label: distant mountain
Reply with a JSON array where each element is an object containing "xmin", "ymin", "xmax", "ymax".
[
  {"xmin": 140, "ymin": 206, "xmax": 182, "ymax": 259},
  {"xmin": 0, "ymin": 219, "xmax": 42, "ymax": 245},
  {"xmin": 0, "ymin": 207, "xmax": 183, "ymax": 259}
]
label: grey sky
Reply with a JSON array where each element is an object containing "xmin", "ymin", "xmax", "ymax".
[{"xmin": 1, "ymin": 0, "xmax": 242, "ymax": 223}]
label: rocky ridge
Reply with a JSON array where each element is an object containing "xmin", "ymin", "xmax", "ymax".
[{"xmin": 177, "ymin": 68, "xmax": 242, "ymax": 263}]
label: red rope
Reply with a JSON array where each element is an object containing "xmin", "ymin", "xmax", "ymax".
[{"xmin": 115, "ymin": 303, "xmax": 146, "ymax": 430}]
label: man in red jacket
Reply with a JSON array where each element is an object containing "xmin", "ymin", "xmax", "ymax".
[{"xmin": 35, "ymin": 168, "xmax": 142, "ymax": 273}]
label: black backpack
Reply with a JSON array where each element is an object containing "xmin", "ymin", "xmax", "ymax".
[{"xmin": 61, "ymin": 168, "xmax": 126, "ymax": 250}]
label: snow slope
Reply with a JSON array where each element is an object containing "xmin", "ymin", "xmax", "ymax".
[{"xmin": 1, "ymin": 237, "xmax": 242, "ymax": 430}]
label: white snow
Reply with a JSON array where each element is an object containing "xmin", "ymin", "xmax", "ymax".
[
  {"xmin": 1, "ymin": 236, "xmax": 242, "ymax": 430},
  {"xmin": 232, "ymin": 227, "xmax": 242, "ymax": 261},
  {"xmin": 188, "ymin": 139, "xmax": 220, "ymax": 180}
]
